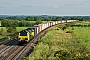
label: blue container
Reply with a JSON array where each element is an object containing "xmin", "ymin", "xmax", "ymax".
[{"xmin": 28, "ymin": 26, "xmax": 38, "ymax": 36}]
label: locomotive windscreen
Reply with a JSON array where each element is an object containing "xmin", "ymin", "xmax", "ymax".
[{"xmin": 20, "ymin": 32, "xmax": 27, "ymax": 36}]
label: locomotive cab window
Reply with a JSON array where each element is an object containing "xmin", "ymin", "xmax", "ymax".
[{"xmin": 20, "ymin": 32, "xmax": 27, "ymax": 36}]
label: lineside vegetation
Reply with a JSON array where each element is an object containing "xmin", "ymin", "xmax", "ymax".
[{"xmin": 23, "ymin": 21, "xmax": 90, "ymax": 60}]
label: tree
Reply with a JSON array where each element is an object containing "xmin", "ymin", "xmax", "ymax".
[
  {"xmin": 71, "ymin": 16, "xmax": 77, "ymax": 20},
  {"xmin": 34, "ymin": 16, "xmax": 39, "ymax": 21},
  {"xmin": 55, "ymin": 17, "xmax": 62, "ymax": 21},
  {"xmin": 26, "ymin": 16, "xmax": 34, "ymax": 21},
  {"xmin": 35, "ymin": 20, "xmax": 42, "ymax": 25}
]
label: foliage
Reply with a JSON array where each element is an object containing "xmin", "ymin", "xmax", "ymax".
[
  {"xmin": 1, "ymin": 20, "xmax": 35, "ymax": 27},
  {"xmin": 6, "ymin": 27, "xmax": 16, "ymax": 33},
  {"xmin": 0, "ymin": 37, "xmax": 8, "ymax": 42},
  {"xmin": 0, "ymin": 28, "xmax": 4, "ymax": 35},
  {"xmin": 55, "ymin": 17, "xmax": 62, "ymax": 21},
  {"xmin": 58, "ymin": 24, "xmax": 67, "ymax": 30},
  {"xmin": 35, "ymin": 20, "xmax": 42, "ymax": 25},
  {"xmin": 0, "ymin": 21, "xmax": 1, "ymax": 26}
]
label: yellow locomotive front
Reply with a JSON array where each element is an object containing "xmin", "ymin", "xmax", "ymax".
[
  {"xmin": 18, "ymin": 29, "xmax": 35, "ymax": 44},
  {"xmin": 18, "ymin": 30, "xmax": 30, "ymax": 43}
]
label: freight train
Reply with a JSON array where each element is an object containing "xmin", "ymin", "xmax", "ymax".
[{"xmin": 18, "ymin": 20, "xmax": 79, "ymax": 43}]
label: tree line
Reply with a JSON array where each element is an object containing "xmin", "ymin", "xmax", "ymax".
[
  {"xmin": 1, "ymin": 20, "xmax": 35, "ymax": 27},
  {"xmin": 0, "ymin": 16, "xmax": 90, "ymax": 27},
  {"xmin": 0, "ymin": 15, "xmax": 90, "ymax": 21},
  {"xmin": 0, "ymin": 16, "xmax": 62, "ymax": 27}
]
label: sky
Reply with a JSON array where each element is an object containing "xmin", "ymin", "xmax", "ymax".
[{"xmin": 0, "ymin": 0, "xmax": 90, "ymax": 16}]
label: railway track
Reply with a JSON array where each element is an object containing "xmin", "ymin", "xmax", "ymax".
[
  {"xmin": 0, "ymin": 25, "xmax": 49, "ymax": 60},
  {"xmin": 0, "ymin": 38, "xmax": 19, "ymax": 60}
]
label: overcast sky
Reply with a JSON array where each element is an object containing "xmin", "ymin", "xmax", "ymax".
[{"xmin": 0, "ymin": 0, "xmax": 90, "ymax": 16}]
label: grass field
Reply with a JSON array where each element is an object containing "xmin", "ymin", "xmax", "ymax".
[
  {"xmin": 24, "ymin": 22, "xmax": 90, "ymax": 60},
  {"xmin": 0, "ymin": 27, "xmax": 7, "ymax": 33},
  {"xmin": 0, "ymin": 27, "xmax": 8, "ymax": 42},
  {"xmin": 27, "ymin": 21, "xmax": 53, "ymax": 24},
  {"xmin": 73, "ymin": 27, "xmax": 90, "ymax": 51},
  {"xmin": 16, "ymin": 27, "xmax": 28, "ymax": 32}
]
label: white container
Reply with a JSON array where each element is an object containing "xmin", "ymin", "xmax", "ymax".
[
  {"xmin": 46, "ymin": 23, "xmax": 48, "ymax": 28},
  {"xmin": 59, "ymin": 21, "xmax": 62, "ymax": 23},
  {"xmin": 55, "ymin": 21, "xmax": 57, "ymax": 24},
  {"xmin": 45, "ymin": 23, "xmax": 47, "ymax": 28},
  {"xmin": 48, "ymin": 23, "xmax": 50, "ymax": 27},
  {"xmin": 52, "ymin": 22, "xmax": 55, "ymax": 25}
]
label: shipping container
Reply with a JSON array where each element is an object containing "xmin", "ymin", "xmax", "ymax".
[
  {"xmin": 39, "ymin": 24, "xmax": 42, "ymax": 31},
  {"xmin": 28, "ymin": 26, "xmax": 38, "ymax": 36},
  {"xmin": 62, "ymin": 20, "xmax": 66, "ymax": 23},
  {"xmin": 67, "ymin": 20, "xmax": 70, "ymax": 22},
  {"xmin": 59, "ymin": 21, "xmax": 62, "ymax": 24},
  {"xmin": 55, "ymin": 21, "xmax": 58, "ymax": 25},
  {"xmin": 50, "ymin": 22, "xmax": 52, "ymax": 26},
  {"xmin": 46, "ymin": 23, "xmax": 48, "ymax": 28},
  {"xmin": 39, "ymin": 24, "xmax": 43, "ymax": 31},
  {"xmin": 57, "ymin": 21, "xmax": 59, "ymax": 24},
  {"xmin": 44, "ymin": 23, "xmax": 47, "ymax": 29},
  {"xmin": 42, "ymin": 24, "xmax": 45, "ymax": 30},
  {"xmin": 34, "ymin": 25, "xmax": 41, "ymax": 33},
  {"xmin": 48, "ymin": 22, "xmax": 50, "ymax": 27},
  {"xmin": 52, "ymin": 22, "xmax": 55, "ymax": 25}
]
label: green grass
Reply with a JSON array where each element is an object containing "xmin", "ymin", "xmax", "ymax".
[
  {"xmin": 75, "ymin": 21, "xmax": 90, "ymax": 25},
  {"xmin": 73, "ymin": 27, "xmax": 90, "ymax": 51},
  {"xmin": 0, "ymin": 27, "xmax": 8, "ymax": 42},
  {"xmin": 0, "ymin": 27, "xmax": 7, "ymax": 33},
  {"xmin": 16, "ymin": 27, "xmax": 28, "ymax": 32},
  {"xmin": 0, "ymin": 27, "xmax": 28, "ymax": 33},
  {"xmin": 27, "ymin": 21, "xmax": 53, "ymax": 24},
  {"xmin": 0, "ymin": 21, "xmax": 1, "ymax": 26}
]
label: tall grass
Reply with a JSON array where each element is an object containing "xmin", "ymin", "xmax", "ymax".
[{"xmin": 73, "ymin": 27, "xmax": 90, "ymax": 51}]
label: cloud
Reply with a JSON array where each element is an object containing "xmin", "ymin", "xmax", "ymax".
[
  {"xmin": 64, "ymin": 3, "xmax": 78, "ymax": 7},
  {"xmin": 53, "ymin": 6, "xmax": 59, "ymax": 8},
  {"xmin": 85, "ymin": 0, "xmax": 90, "ymax": 3},
  {"xmin": 22, "ymin": 4, "xmax": 37, "ymax": 7},
  {"xmin": 30, "ymin": 4, "xmax": 37, "ymax": 7},
  {"xmin": 4, "ymin": 2, "xmax": 13, "ymax": 4}
]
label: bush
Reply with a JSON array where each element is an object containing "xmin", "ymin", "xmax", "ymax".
[
  {"xmin": 35, "ymin": 20, "xmax": 42, "ymax": 25},
  {"xmin": 54, "ymin": 50, "xmax": 70, "ymax": 60},
  {"xmin": 58, "ymin": 24, "xmax": 67, "ymax": 30},
  {"xmin": 6, "ymin": 27, "xmax": 16, "ymax": 33},
  {"xmin": 66, "ymin": 30, "xmax": 73, "ymax": 33},
  {"xmin": 0, "ymin": 28, "xmax": 4, "ymax": 35}
]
